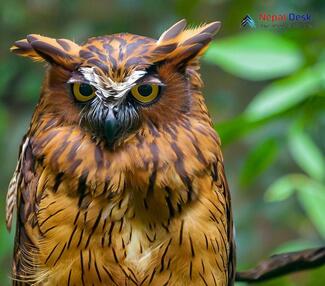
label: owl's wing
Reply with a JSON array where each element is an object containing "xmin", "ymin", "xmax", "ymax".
[
  {"xmin": 6, "ymin": 136, "xmax": 30, "ymax": 231},
  {"xmin": 212, "ymin": 160, "xmax": 236, "ymax": 285},
  {"xmin": 6, "ymin": 136, "xmax": 42, "ymax": 284}
]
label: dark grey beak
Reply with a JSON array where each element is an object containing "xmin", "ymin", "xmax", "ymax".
[
  {"xmin": 81, "ymin": 99, "xmax": 140, "ymax": 148},
  {"xmin": 104, "ymin": 106, "xmax": 121, "ymax": 147}
]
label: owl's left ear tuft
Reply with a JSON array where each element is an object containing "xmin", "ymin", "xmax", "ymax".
[
  {"xmin": 11, "ymin": 39, "xmax": 44, "ymax": 62},
  {"xmin": 11, "ymin": 34, "xmax": 81, "ymax": 70},
  {"xmin": 154, "ymin": 20, "xmax": 221, "ymax": 66}
]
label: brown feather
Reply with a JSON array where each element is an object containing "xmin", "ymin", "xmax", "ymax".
[{"xmin": 7, "ymin": 19, "xmax": 235, "ymax": 286}]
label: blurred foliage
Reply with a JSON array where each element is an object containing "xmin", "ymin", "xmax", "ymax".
[
  {"xmin": 0, "ymin": 0, "xmax": 324, "ymax": 285},
  {"xmin": 205, "ymin": 32, "xmax": 304, "ymax": 81}
]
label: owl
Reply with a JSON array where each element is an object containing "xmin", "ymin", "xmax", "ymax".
[{"xmin": 6, "ymin": 19, "xmax": 235, "ymax": 285}]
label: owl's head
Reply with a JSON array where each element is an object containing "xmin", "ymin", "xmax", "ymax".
[{"xmin": 12, "ymin": 20, "xmax": 220, "ymax": 148}]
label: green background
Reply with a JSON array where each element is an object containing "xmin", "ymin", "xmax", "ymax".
[{"xmin": 0, "ymin": 0, "xmax": 324, "ymax": 285}]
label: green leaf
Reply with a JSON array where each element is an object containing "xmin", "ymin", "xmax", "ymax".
[
  {"xmin": 265, "ymin": 174, "xmax": 298, "ymax": 202},
  {"xmin": 214, "ymin": 115, "xmax": 254, "ymax": 145},
  {"xmin": 288, "ymin": 127, "xmax": 325, "ymax": 182},
  {"xmin": 266, "ymin": 174, "xmax": 325, "ymax": 238},
  {"xmin": 272, "ymin": 239, "xmax": 323, "ymax": 254},
  {"xmin": 204, "ymin": 31, "xmax": 303, "ymax": 81},
  {"xmin": 244, "ymin": 63, "xmax": 325, "ymax": 121},
  {"xmin": 239, "ymin": 138, "xmax": 279, "ymax": 186},
  {"xmin": 297, "ymin": 179, "xmax": 325, "ymax": 239}
]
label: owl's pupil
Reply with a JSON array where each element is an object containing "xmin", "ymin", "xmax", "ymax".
[
  {"xmin": 79, "ymin": 83, "xmax": 93, "ymax": 96},
  {"xmin": 137, "ymin": 84, "xmax": 152, "ymax": 97}
]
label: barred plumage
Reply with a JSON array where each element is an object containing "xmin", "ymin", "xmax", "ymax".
[{"xmin": 7, "ymin": 19, "xmax": 235, "ymax": 285}]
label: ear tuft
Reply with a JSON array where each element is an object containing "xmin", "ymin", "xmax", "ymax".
[
  {"xmin": 27, "ymin": 34, "xmax": 74, "ymax": 64},
  {"xmin": 154, "ymin": 20, "xmax": 221, "ymax": 66},
  {"xmin": 11, "ymin": 39, "xmax": 44, "ymax": 62},
  {"xmin": 11, "ymin": 34, "xmax": 81, "ymax": 69},
  {"xmin": 200, "ymin": 21, "xmax": 221, "ymax": 36},
  {"xmin": 158, "ymin": 19, "xmax": 187, "ymax": 43},
  {"xmin": 181, "ymin": 32, "xmax": 212, "ymax": 47}
]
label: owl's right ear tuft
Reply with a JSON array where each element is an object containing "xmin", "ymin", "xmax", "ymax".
[
  {"xmin": 11, "ymin": 35, "xmax": 81, "ymax": 70},
  {"xmin": 154, "ymin": 19, "xmax": 221, "ymax": 67},
  {"xmin": 11, "ymin": 39, "xmax": 45, "ymax": 62}
]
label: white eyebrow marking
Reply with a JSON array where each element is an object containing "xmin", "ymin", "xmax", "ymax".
[{"xmin": 78, "ymin": 67, "xmax": 146, "ymax": 104}]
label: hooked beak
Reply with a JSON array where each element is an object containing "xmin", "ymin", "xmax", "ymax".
[
  {"xmin": 104, "ymin": 106, "xmax": 122, "ymax": 147},
  {"xmin": 81, "ymin": 100, "xmax": 140, "ymax": 149}
]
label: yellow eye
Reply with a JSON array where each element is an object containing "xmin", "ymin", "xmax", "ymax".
[
  {"xmin": 72, "ymin": 83, "xmax": 96, "ymax": 102},
  {"xmin": 130, "ymin": 84, "xmax": 160, "ymax": 104}
]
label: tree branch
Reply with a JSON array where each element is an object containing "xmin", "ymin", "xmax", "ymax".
[{"xmin": 235, "ymin": 247, "xmax": 325, "ymax": 283}]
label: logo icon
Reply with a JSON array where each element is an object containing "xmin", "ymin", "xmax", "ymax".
[{"xmin": 241, "ymin": 15, "xmax": 256, "ymax": 28}]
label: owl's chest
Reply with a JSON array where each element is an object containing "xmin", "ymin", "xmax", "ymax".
[
  {"xmin": 29, "ymin": 153, "xmax": 228, "ymax": 285},
  {"xmin": 35, "ymin": 183, "xmax": 179, "ymax": 285}
]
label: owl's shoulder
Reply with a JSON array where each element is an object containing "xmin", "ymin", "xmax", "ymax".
[{"xmin": 6, "ymin": 136, "xmax": 31, "ymax": 231}]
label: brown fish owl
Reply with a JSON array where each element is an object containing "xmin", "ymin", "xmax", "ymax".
[{"xmin": 6, "ymin": 19, "xmax": 235, "ymax": 285}]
